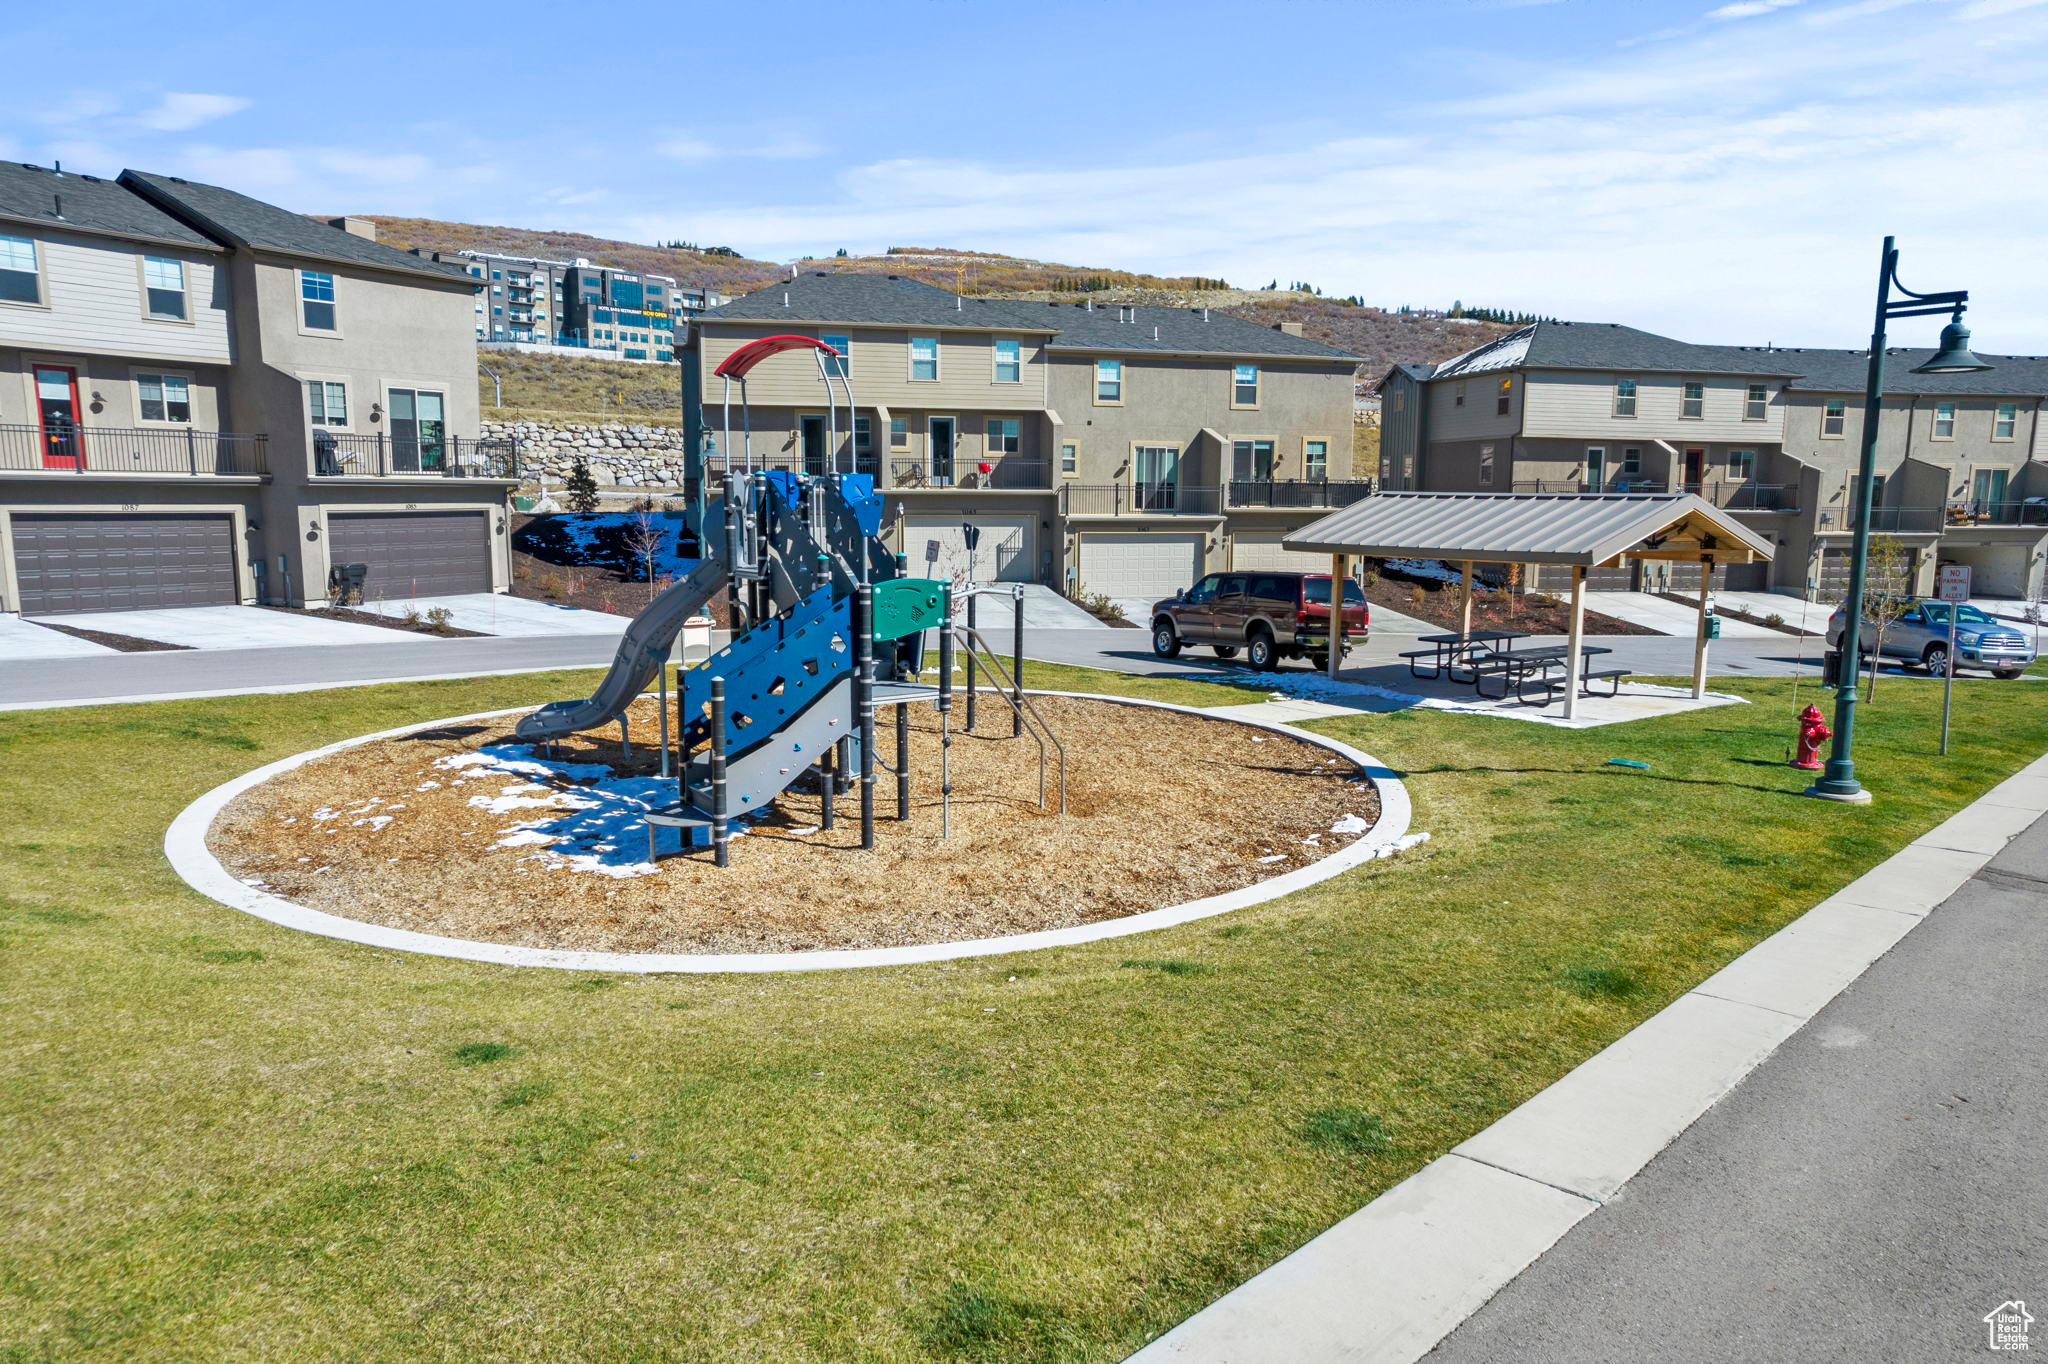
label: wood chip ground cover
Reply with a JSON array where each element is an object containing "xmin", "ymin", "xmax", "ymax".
[{"xmin": 212, "ymin": 696, "xmax": 1376, "ymax": 953}]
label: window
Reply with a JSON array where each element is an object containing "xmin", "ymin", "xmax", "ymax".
[
  {"xmin": 986, "ymin": 418, "xmax": 1020, "ymax": 455},
  {"xmin": 855, "ymin": 415, "xmax": 873, "ymax": 457},
  {"xmin": 1681, "ymin": 381, "xmax": 1704, "ymax": 418},
  {"xmin": 1095, "ymin": 358, "xmax": 1123, "ymax": 403},
  {"xmin": 1822, "ymin": 399, "xmax": 1846, "ymax": 437},
  {"xmin": 300, "ymin": 271, "xmax": 336, "ymax": 330},
  {"xmin": 1305, "ymin": 439, "xmax": 1328, "ymax": 480},
  {"xmin": 1454, "ymin": 382, "xmax": 1466, "ymax": 408},
  {"xmin": 1231, "ymin": 438, "xmax": 1275, "ymax": 481},
  {"xmin": 993, "ymin": 338, "xmax": 1021, "ymax": 383},
  {"xmin": 1933, "ymin": 402, "xmax": 1956, "ymax": 439},
  {"xmin": 821, "ymin": 332, "xmax": 850, "ymax": 377},
  {"xmin": 910, "ymin": 335, "xmax": 939, "ymax": 381},
  {"xmin": 1613, "ymin": 378, "xmax": 1637, "ymax": 417},
  {"xmin": 1744, "ymin": 383, "xmax": 1768, "ymax": 420},
  {"xmin": 1994, "ymin": 403, "xmax": 2017, "ymax": 440},
  {"xmin": 305, "ymin": 379, "xmax": 347, "ymax": 426},
  {"xmin": 1621, "ymin": 446, "xmax": 1642, "ymax": 475},
  {"xmin": 142, "ymin": 257, "xmax": 187, "ymax": 320},
  {"xmin": 1477, "ymin": 443, "xmax": 1496, "ymax": 486},
  {"xmin": 1973, "ymin": 467, "xmax": 2009, "ymax": 510},
  {"xmin": 889, "ymin": 416, "xmax": 909, "ymax": 449},
  {"xmin": 1496, "ymin": 378, "xmax": 1512, "ymax": 416},
  {"xmin": 1, "ymin": 234, "xmax": 41, "ymax": 304},
  {"xmin": 491, "ymin": 270, "xmax": 502, "ymax": 280},
  {"xmin": 1232, "ymin": 364, "xmax": 1259, "ymax": 406},
  {"xmin": 136, "ymin": 373, "xmax": 191, "ymax": 423},
  {"xmin": 1060, "ymin": 441, "xmax": 1077, "ymax": 475},
  {"xmin": 1728, "ymin": 449, "xmax": 1755, "ymax": 479}
]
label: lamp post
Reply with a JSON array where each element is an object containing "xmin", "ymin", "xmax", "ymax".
[{"xmin": 1806, "ymin": 236, "xmax": 1992, "ymax": 804}]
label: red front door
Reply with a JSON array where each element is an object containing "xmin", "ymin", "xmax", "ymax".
[{"xmin": 35, "ymin": 366, "xmax": 83, "ymax": 469}]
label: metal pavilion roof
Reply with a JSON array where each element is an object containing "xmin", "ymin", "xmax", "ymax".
[{"xmin": 1282, "ymin": 492, "xmax": 1776, "ymax": 567}]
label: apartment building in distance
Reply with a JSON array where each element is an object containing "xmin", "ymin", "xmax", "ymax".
[
  {"xmin": 681, "ymin": 272, "xmax": 1368, "ymax": 598},
  {"xmin": 1, "ymin": 161, "xmax": 517, "ymax": 615},
  {"xmin": 410, "ymin": 248, "xmax": 726, "ymax": 362},
  {"xmin": 1377, "ymin": 320, "xmax": 2048, "ymax": 599}
]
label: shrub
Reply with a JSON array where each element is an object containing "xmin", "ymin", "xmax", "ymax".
[
  {"xmin": 424, "ymin": 606, "xmax": 456, "ymax": 634},
  {"xmin": 1763, "ymin": 612, "xmax": 1787, "ymax": 629},
  {"xmin": 564, "ymin": 457, "xmax": 600, "ymax": 513}
]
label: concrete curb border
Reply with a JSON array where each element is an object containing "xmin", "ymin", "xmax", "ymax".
[
  {"xmin": 164, "ymin": 690, "xmax": 1415, "ymax": 974},
  {"xmin": 1129, "ymin": 750, "xmax": 2048, "ymax": 1363}
]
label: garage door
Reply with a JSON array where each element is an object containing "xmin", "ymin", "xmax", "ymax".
[
  {"xmin": 1077, "ymin": 531, "xmax": 1204, "ymax": 601},
  {"xmin": 328, "ymin": 511, "xmax": 491, "ymax": 599},
  {"xmin": 12, "ymin": 513, "xmax": 237, "ymax": 614},
  {"xmin": 902, "ymin": 514, "xmax": 1032, "ymax": 582},
  {"xmin": 1232, "ymin": 531, "xmax": 1331, "ymax": 573},
  {"xmin": 1939, "ymin": 546, "xmax": 2030, "ymax": 598},
  {"xmin": 1817, "ymin": 546, "xmax": 1917, "ymax": 601}
]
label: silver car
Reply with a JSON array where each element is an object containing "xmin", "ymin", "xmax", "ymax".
[{"xmin": 1826, "ymin": 600, "xmax": 2036, "ymax": 679}]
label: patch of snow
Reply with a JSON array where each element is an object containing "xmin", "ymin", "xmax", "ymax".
[
  {"xmin": 1256, "ymin": 853, "xmax": 1287, "ymax": 864},
  {"xmin": 1364, "ymin": 831, "xmax": 1432, "ymax": 860},
  {"xmin": 414, "ymin": 781, "xmax": 442, "ymax": 792},
  {"xmin": 1382, "ymin": 558, "xmax": 1496, "ymax": 591},
  {"xmin": 1330, "ymin": 813, "xmax": 1372, "ymax": 835},
  {"xmin": 350, "ymin": 816, "xmax": 393, "ymax": 830}
]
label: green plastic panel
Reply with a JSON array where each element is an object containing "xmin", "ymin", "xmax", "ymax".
[{"xmin": 870, "ymin": 579, "xmax": 948, "ymax": 641}]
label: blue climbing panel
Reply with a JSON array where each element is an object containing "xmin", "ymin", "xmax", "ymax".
[{"xmin": 678, "ymin": 585, "xmax": 852, "ymax": 756}]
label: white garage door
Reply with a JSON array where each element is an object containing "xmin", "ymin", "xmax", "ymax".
[
  {"xmin": 1232, "ymin": 531, "xmax": 1333, "ymax": 573},
  {"xmin": 1940, "ymin": 545, "xmax": 2031, "ymax": 599},
  {"xmin": 1077, "ymin": 532, "xmax": 1204, "ymax": 601},
  {"xmin": 903, "ymin": 514, "xmax": 1032, "ymax": 582}
]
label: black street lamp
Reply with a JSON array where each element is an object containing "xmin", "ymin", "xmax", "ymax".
[{"xmin": 1806, "ymin": 236, "xmax": 1992, "ymax": 805}]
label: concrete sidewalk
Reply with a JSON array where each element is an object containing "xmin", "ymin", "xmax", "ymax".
[{"xmin": 1130, "ymin": 756, "xmax": 2048, "ymax": 1363}]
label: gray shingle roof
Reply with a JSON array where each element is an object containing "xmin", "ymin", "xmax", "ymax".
[
  {"xmin": 119, "ymin": 170, "xmax": 472, "ymax": 283},
  {"xmin": 703, "ymin": 271, "xmax": 1360, "ymax": 362},
  {"xmin": 0, "ymin": 161, "xmax": 216, "ymax": 249},
  {"xmin": 1282, "ymin": 491, "xmax": 1775, "ymax": 566},
  {"xmin": 1431, "ymin": 319, "xmax": 2048, "ymax": 396}
]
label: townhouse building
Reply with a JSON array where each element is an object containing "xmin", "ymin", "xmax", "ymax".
[
  {"xmin": 1, "ymin": 161, "xmax": 516, "ymax": 615},
  {"xmin": 1377, "ymin": 321, "xmax": 2048, "ymax": 599},
  {"xmin": 682, "ymin": 272, "xmax": 1366, "ymax": 599}
]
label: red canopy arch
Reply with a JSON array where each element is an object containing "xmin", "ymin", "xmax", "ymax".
[{"xmin": 714, "ymin": 333, "xmax": 843, "ymax": 380}]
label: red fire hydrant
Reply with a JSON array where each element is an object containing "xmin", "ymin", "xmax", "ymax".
[{"xmin": 1793, "ymin": 704, "xmax": 1831, "ymax": 770}]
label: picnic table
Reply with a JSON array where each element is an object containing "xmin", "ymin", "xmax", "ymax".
[
  {"xmin": 1401, "ymin": 630, "xmax": 1532, "ymax": 681},
  {"xmin": 1464, "ymin": 644, "xmax": 1616, "ymax": 701}
]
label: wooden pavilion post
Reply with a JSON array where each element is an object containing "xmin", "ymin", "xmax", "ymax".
[
  {"xmin": 1329, "ymin": 553, "xmax": 1347, "ymax": 681},
  {"xmin": 1460, "ymin": 561, "xmax": 1475, "ymax": 637},
  {"xmin": 1692, "ymin": 554, "xmax": 1713, "ymax": 699},
  {"xmin": 1563, "ymin": 564, "xmax": 1587, "ymax": 720}
]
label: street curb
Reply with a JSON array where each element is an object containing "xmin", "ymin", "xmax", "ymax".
[
  {"xmin": 1127, "ymin": 750, "xmax": 2048, "ymax": 1364},
  {"xmin": 162, "ymin": 691, "xmax": 1417, "ymax": 974}
]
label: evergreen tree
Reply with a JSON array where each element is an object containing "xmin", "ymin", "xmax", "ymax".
[{"xmin": 564, "ymin": 456, "xmax": 600, "ymax": 514}]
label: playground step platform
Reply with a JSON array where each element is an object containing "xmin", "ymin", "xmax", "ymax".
[
  {"xmin": 874, "ymin": 680, "xmax": 942, "ymax": 705},
  {"xmin": 645, "ymin": 802, "xmax": 717, "ymax": 830}
]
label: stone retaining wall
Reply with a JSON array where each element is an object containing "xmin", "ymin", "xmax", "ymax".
[{"xmin": 484, "ymin": 419, "xmax": 688, "ymax": 488}]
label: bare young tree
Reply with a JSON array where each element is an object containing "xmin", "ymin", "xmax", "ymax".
[
  {"xmin": 623, "ymin": 511, "xmax": 668, "ymax": 605},
  {"xmin": 1853, "ymin": 534, "xmax": 1918, "ymax": 702}
]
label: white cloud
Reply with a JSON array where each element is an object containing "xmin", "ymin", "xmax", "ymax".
[
  {"xmin": 612, "ymin": 0, "xmax": 2048, "ymax": 350},
  {"xmin": 137, "ymin": 92, "xmax": 251, "ymax": 132},
  {"xmin": 655, "ymin": 134, "xmax": 821, "ymax": 162},
  {"xmin": 1707, "ymin": 0, "xmax": 1803, "ymax": 19}
]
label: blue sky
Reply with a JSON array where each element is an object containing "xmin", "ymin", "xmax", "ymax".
[{"xmin": 5, "ymin": 0, "xmax": 2045, "ymax": 349}]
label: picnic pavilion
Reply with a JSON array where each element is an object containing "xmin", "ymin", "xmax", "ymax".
[{"xmin": 1283, "ymin": 492, "xmax": 1777, "ymax": 719}]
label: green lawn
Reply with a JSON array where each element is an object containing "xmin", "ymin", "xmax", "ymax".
[{"xmin": 3, "ymin": 665, "xmax": 2043, "ymax": 1361}]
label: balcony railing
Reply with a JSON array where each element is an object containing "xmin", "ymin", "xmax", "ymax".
[
  {"xmin": 1060, "ymin": 483, "xmax": 1223, "ymax": 516},
  {"xmin": 1816, "ymin": 506, "xmax": 1946, "ymax": 534},
  {"xmin": 1514, "ymin": 478, "xmax": 1664, "ymax": 494},
  {"xmin": 1511, "ymin": 478, "xmax": 1797, "ymax": 510},
  {"xmin": 316, "ymin": 432, "xmax": 518, "ymax": 479},
  {"xmin": 0, "ymin": 423, "xmax": 268, "ymax": 475},
  {"xmin": 1946, "ymin": 498, "xmax": 2048, "ymax": 526},
  {"xmin": 888, "ymin": 458, "xmax": 1050, "ymax": 490},
  {"xmin": 1225, "ymin": 478, "xmax": 1376, "ymax": 509}
]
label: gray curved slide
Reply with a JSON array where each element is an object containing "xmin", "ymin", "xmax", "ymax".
[{"xmin": 514, "ymin": 556, "xmax": 726, "ymax": 741}]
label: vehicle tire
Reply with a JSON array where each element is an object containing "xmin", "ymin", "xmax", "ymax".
[
  {"xmin": 1247, "ymin": 630, "xmax": 1277, "ymax": 671},
  {"xmin": 1994, "ymin": 668, "xmax": 2022, "ymax": 680},
  {"xmin": 1307, "ymin": 651, "xmax": 1330, "ymax": 672},
  {"xmin": 1922, "ymin": 643, "xmax": 1951, "ymax": 676},
  {"xmin": 1212, "ymin": 645, "xmax": 1239, "ymax": 659},
  {"xmin": 1152, "ymin": 622, "xmax": 1182, "ymax": 659}
]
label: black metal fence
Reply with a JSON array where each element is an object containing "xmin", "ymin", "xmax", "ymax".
[
  {"xmin": 889, "ymin": 458, "xmax": 1049, "ymax": 490},
  {"xmin": 317, "ymin": 433, "xmax": 518, "ymax": 478},
  {"xmin": 1060, "ymin": 483, "xmax": 1223, "ymax": 516},
  {"xmin": 1816, "ymin": 506, "xmax": 1946, "ymax": 534},
  {"xmin": 0, "ymin": 423, "xmax": 268, "ymax": 475},
  {"xmin": 1225, "ymin": 478, "xmax": 1375, "ymax": 508}
]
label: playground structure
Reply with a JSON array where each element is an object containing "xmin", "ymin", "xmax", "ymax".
[{"xmin": 514, "ymin": 335, "xmax": 1065, "ymax": 864}]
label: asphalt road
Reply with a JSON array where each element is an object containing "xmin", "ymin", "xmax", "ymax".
[{"xmin": 1427, "ymin": 811, "xmax": 2048, "ymax": 1363}]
